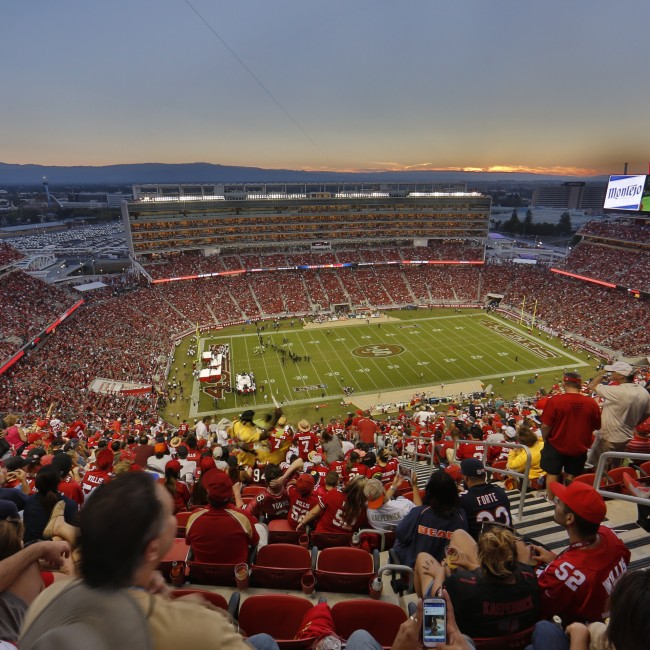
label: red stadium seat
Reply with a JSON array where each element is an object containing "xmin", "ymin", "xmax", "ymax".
[
  {"xmin": 158, "ymin": 538, "xmax": 189, "ymax": 585},
  {"xmin": 242, "ymin": 485, "xmax": 267, "ymax": 498},
  {"xmin": 186, "ymin": 547, "xmax": 255, "ymax": 587},
  {"xmin": 572, "ymin": 473, "xmax": 608, "ymax": 489},
  {"xmin": 489, "ymin": 460, "xmax": 507, "ymax": 482},
  {"xmin": 175, "ymin": 510, "xmax": 195, "ymax": 538},
  {"xmin": 331, "ymin": 600, "xmax": 407, "ymax": 649},
  {"xmin": 314, "ymin": 547, "xmax": 379, "ymax": 594},
  {"xmin": 310, "ymin": 531, "xmax": 353, "ymax": 550},
  {"xmin": 251, "ymin": 544, "xmax": 312, "ymax": 590},
  {"xmin": 268, "ymin": 518, "xmax": 301, "ymax": 545},
  {"xmin": 607, "ymin": 467, "xmax": 638, "ymax": 494},
  {"xmin": 237, "ymin": 594, "xmax": 317, "ymax": 650}
]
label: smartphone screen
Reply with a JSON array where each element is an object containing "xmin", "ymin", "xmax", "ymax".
[{"xmin": 422, "ymin": 598, "xmax": 446, "ymax": 647}]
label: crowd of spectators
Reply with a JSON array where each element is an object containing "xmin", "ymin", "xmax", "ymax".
[
  {"xmin": 1, "ymin": 381, "xmax": 648, "ymax": 648},
  {"xmin": 0, "ymin": 270, "xmax": 75, "ymax": 356},
  {"xmin": 562, "ymin": 242, "xmax": 650, "ymax": 293},
  {"xmin": 0, "ymin": 243, "xmax": 24, "ymax": 267},
  {"xmin": 140, "ymin": 242, "xmax": 485, "ymax": 281},
  {"xmin": 579, "ymin": 219, "xmax": 650, "ymax": 244}
]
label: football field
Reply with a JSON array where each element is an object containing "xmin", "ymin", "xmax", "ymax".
[{"xmin": 174, "ymin": 310, "xmax": 588, "ymax": 421}]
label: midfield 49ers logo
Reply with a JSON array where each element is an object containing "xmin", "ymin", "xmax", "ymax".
[{"xmin": 353, "ymin": 344, "xmax": 405, "ymax": 358}]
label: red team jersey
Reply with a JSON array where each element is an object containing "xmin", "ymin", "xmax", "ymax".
[
  {"xmin": 367, "ymin": 458, "xmax": 399, "ymax": 485},
  {"xmin": 315, "ymin": 489, "xmax": 365, "ymax": 533},
  {"xmin": 287, "ymin": 484, "xmax": 319, "ymax": 529},
  {"xmin": 293, "ymin": 431, "xmax": 318, "ymax": 460},
  {"xmin": 81, "ymin": 468, "xmax": 113, "ymax": 498},
  {"xmin": 536, "ymin": 526, "xmax": 630, "ymax": 623},
  {"xmin": 342, "ymin": 462, "xmax": 368, "ymax": 484},
  {"xmin": 247, "ymin": 489, "xmax": 291, "ymax": 521}
]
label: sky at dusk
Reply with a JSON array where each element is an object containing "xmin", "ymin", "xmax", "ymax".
[{"xmin": 3, "ymin": 1, "xmax": 650, "ymax": 176}]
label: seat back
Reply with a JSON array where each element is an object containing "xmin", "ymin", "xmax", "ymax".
[
  {"xmin": 310, "ymin": 531, "xmax": 352, "ymax": 550},
  {"xmin": 317, "ymin": 547, "xmax": 373, "ymax": 573},
  {"xmin": 175, "ymin": 511, "xmax": 194, "ymax": 537},
  {"xmin": 572, "ymin": 473, "xmax": 607, "ymax": 488},
  {"xmin": 315, "ymin": 547, "xmax": 375, "ymax": 594},
  {"xmin": 252, "ymin": 544, "xmax": 312, "ymax": 590},
  {"xmin": 238, "ymin": 595, "xmax": 314, "ymax": 649},
  {"xmin": 331, "ymin": 600, "xmax": 406, "ymax": 647},
  {"xmin": 607, "ymin": 467, "xmax": 638, "ymax": 494},
  {"xmin": 268, "ymin": 519, "xmax": 301, "ymax": 545},
  {"xmin": 242, "ymin": 485, "xmax": 267, "ymax": 498}
]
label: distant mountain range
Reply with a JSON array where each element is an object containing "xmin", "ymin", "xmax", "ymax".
[{"xmin": 0, "ymin": 161, "xmax": 608, "ymax": 186}]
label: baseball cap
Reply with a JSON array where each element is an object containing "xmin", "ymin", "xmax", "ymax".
[
  {"xmin": 0, "ymin": 500, "xmax": 19, "ymax": 520},
  {"xmin": 549, "ymin": 481, "xmax": 607, "ymax": 524},
  {"xmin": 199, "ymin": 456, "xmax": 215, "ymax": 474},
  {"xmin": 460, "ymin": 458, "xmax": 486, "ymax": 478},
  {"xmin": 295, "ymin": 473, "xmax": 315, "ymax": 496},
  {"xmin": 25, "ymin": 447, "xmax": 46, "ymax": 464},
  {"xmin": 5, "ymin": 456, "xmax": 27, "ymax": 471},
  {"xmin": 604, "ymin": 361, "xmax": 634, "ymax": 376},
  {"xmin": 165, "ymin": 459, "xmax": 182, "ymax": 474},
  {"xmin": 95, "ymin": 449, "xmax": 114, "ymax": 470},
  {"xmin": 503, "ymin": 426, "xmax": 517, "ymax": 439},
  {"xmin": 203, "ymin": 470, "xmax": 233, "ymax": 503},
  {"xmin": 154, "ymin": 442, "xmax": 167, "ymax": 454},
  {"xmin": 364, "ymin": 478, "xmax": 386, "ymax": 509},
  {"xmin": 445, "ymin": 465, "xmax": 463, "ymax": 482}
]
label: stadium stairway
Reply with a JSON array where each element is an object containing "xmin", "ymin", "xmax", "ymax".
[{"xmin": 507, "ymin": 489, "xmax": 650, "ymax": 571}]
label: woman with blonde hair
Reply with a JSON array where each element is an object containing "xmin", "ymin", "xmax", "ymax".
[
  {"xmin": 506, "ymin": 423, "xmax": 545, "ymax": 491},
  {"xmin": 415, "ymin": 526, "xmax": 541, "ymax": 640}
]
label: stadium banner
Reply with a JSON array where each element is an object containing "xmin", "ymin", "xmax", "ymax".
[{"xmin": 604, "ymin": 175, "xmax": 646, "ymax": 211}]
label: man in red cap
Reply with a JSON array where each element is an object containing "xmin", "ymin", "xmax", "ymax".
[
  {"xmin": 81, "ymin": 449, "xmax": 114, "ymax": 498},
  {"xmin": 528, "ymin": 481, "xmax": 630, "ymax": 623},
  {"xmin": 286, "ymin": 473, "xmax": 319, "ymax": 530},
  {"xmin": 186, "ymin": 470, "xmax": 263, "ymax": 564},
  {"xmin": 540, "ymin": 372, "xmax": 601, "ymax": 498}
]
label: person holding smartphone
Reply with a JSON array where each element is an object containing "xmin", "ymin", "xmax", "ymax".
[{"xmin": 414, "ymin": 526, "xmax": 540, "ymax": 640}]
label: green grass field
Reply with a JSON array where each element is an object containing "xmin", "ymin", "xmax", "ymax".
[{"xmin": 161, "ymin": 309, "xmax": 594, "ymax": 425}]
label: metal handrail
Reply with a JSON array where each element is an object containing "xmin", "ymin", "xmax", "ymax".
[
  {"xmin": 399, "ymin": 436, "xmax": 533, "ymax": 521},
  {"xmin": 450, "ymin": 439, "xmax": 533, "ymax": 521},
  {"xmin": 594, "ymin": 451, "xmax": 650, "ymax": 506}
]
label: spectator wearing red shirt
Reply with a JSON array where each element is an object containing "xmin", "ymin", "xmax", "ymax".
[
  {"xmin": 540, "ymin": 373, "xmax": 601, "ymax": 498},
  {"xmin": 160, "ymin": 459, "xmax": 191, "ymax": 514},
  {"xmin": 81, "ymin": 448, "xmax": 114, "ymax": 499},
  {"xmin": 454, "ymin": 425, "xmax": 486, "ymax": 463},
  {"xmin": 341, "ymin": 451, "xmax": 368, "ymax": 484},
  {"xmin": 293, "ymin": 420, "xmax": 318, "ymax": 461},
  {"xmin": 367, "ymin": 449, "xmax": 400, "ymax": 486},
  {"xmin": 529, "ymin": 482, "xmax": 630, "ymax": 624},
  {"xmin": 52, "ymin": 453, "xmax": 84, "ymax": 507},
  {"xmin": 286, "ymin": 473, "xmax": 319, "ymax": 530},
  {"xmin": 186, "ymin": 469, "xmax": 261, "ymax": 564},
  {"xmin": 355, "ymin": 413, "xmax": 378, "ymax": 446},
  {"xmin": 296, "ymin": 475, "xmax": 367, "ymax": 534},
  {"xmin": 306, "ymin": 451, "xmax": 330, "ymax": 483},
  {"xmin": 246, "ymin": 465, "xmax": 291, "ymax": 521}
]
